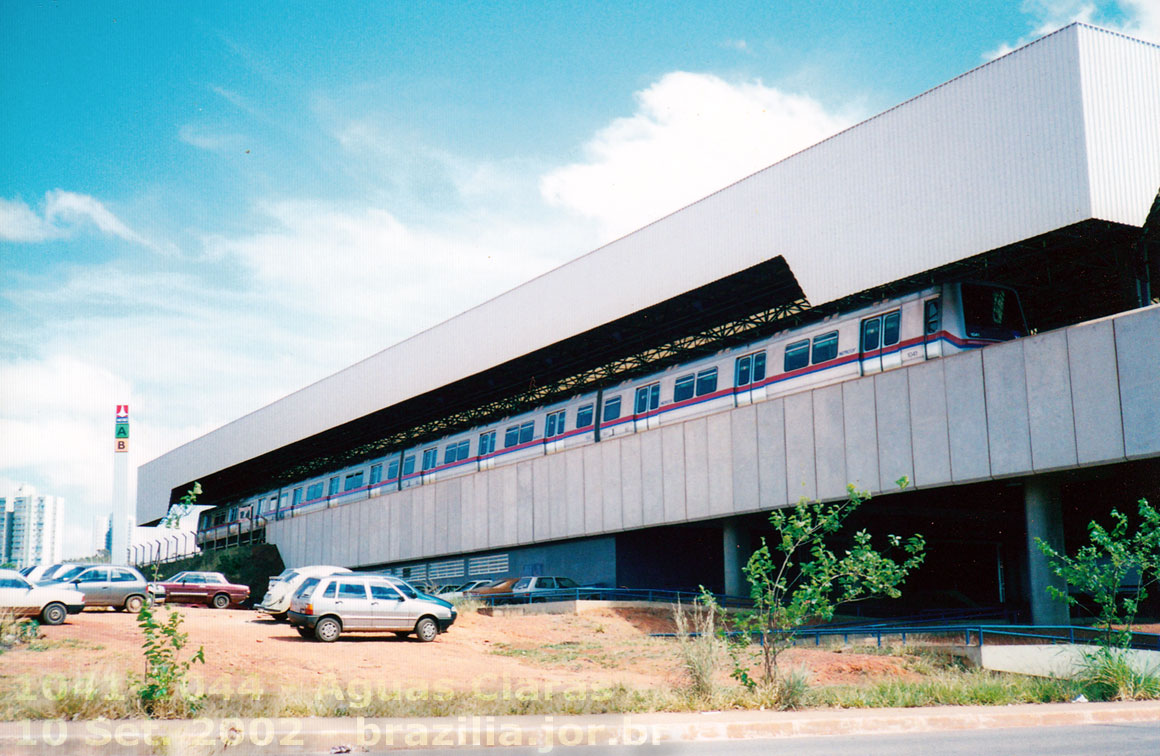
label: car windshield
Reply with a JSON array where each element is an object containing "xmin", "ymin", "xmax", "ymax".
[
  {"xmin": 393, "ymin": 580, "xmax": 419, "ymax": 599},
  {"xmin": 274, "ymin": 569, "xmax": 299, "ymax": 583},
  {"xmin": 513, "ymin": 578, "xmax": 532, "ymax": 590},
  {"xmin": 54, "ymin": 565, "xmax": 87, "ymax": 582},
  {"xmin": 167, "ymin": 572, "xmax": 188, "ymax": 582}
]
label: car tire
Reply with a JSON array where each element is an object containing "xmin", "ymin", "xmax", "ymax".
[
  {"xmin": 415, "ymin": 617, "xmax": 438, "ymax": 643},
  {"xmin": 295, "ymin": 627, "xmax": 312, "ymax": 638},
  {"xmin": 211, "ymin": 593, "xmax": 230, "ymax": 609},
  {"xmin": 40, "ymin": 602, "xmax": 67, "ymax": 626},
  {"xmin": 124, "ymin": 595, "xmax": 145, "ymax": 613},
  {"xmin": 314, "ymin": 617, "xmax": 341, "ymax": 643}
]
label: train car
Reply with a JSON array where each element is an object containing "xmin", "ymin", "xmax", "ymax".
[{"xmin": 195, "ymin": 282, "xmax": 1025, "ymax": 542}]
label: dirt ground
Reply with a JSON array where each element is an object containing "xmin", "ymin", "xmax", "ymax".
[{"xmin": 0, "ymin": 606, "xmax": 926, "ymax": 699}]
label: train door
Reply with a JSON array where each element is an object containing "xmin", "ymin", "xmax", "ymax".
[
  {"xmin": 923, "ymin": 298, "xmax": 943, "ymax": 359},
  {"xmin": 859, "ymin": 310, "xmax": 901, "ymax": 375},
  {"xmin": 734, "ymin": 351, "xmax": 767, "ymax": 407},
  {"xmin": 633, "ymin": 382, "xmax": 660, "ymax": 431}
]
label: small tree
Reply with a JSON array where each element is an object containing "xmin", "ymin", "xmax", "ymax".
[
  {"xmin": 739, "ymin": 481, "xmax": 926, "ymax": 685},
  {"xmin": 1036, "ymin": 498, "xmax": 1160, "ymax": 649}
]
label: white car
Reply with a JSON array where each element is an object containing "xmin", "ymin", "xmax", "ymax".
[
  {"xmin": 255, "ymin": 565, "xmax": 350, "ymax": 621},
  {"xmin": 0, "ymin": 569, "xmax": 86, "ymax": 625}
]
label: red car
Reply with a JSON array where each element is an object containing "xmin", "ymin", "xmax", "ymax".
[{"xmin": 153, "ymin": 571, "xmax": 249, "ymax": 609}]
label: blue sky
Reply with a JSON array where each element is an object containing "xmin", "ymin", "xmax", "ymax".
[{"xmin": 2, "ymin": 1, "xmax": 1157, "ymax": 558}]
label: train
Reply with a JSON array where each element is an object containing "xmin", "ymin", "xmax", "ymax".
[{"xmin": 196, "ymin": 281, "xmax": 1027, "ymax": 545}]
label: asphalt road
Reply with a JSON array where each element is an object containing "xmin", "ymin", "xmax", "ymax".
[{"xmin": 398, "ymin": 722, "xmax": 1160, "ymax": 756}]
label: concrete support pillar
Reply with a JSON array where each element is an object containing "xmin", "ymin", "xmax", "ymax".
[
  {"xmin": 722, "ymin": 520, "xmax": 750, "ymax": 598},
  {"xmin": 1024, "ymin": 478, "xmax": 1069, "ymax": 626}
]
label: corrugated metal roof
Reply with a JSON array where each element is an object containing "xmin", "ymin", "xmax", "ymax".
[{"xmin": 138, "ymin": 24, "xmax": 1160, "ymax": 523}]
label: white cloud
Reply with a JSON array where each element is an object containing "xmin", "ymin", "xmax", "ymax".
[
  {"xmin": 539, "ymin": 71, "xmax": 854, "ymax": 243},
  {"xmin": 0, "ymin": 196, "xmax": 61, "ymax": 242},
  {"xmin": 0, "ymin": 190, "xmax": 154, "ymax": 247},
  {"xmin": 178, "ymin": 123, "xmax": 246, "ymax": 152},
  {"xmin": 986, "ymin": 0, "xmax": 1160, "ymax": 60}
]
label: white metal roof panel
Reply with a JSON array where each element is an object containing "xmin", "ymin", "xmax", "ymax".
[{"xmin": 138, "ymin": 25, "xmax": 1160, "ymax": 523}]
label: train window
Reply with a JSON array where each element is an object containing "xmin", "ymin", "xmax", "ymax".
[
  {"xmin": 576, "ymin": 404, "xmax": 594, "ymax": 428},
  {"xmin": 328, "ymin": 477, "xmax": 339, "ymax": 496},
  {"xmin": 784, "ymin": 340, "xmax": 809, "ymax": 372},
  {"xmin": 403, "ymin": 456, "xmax": 416, "ymax": 476},
  {"xmin": 673, "ymin": 374, "xmax": 695, "ymax": 402},
  {"xmin": 519, "ymin": 421, "xmax": 534, "ymax": 444},
  {"xmin": 696, "ymin": 367, "xmax": 718, "ymax": 396},
  {"xmin": 292, "ymin": 488, "xmax": 303, "ymax": 508},
  {"xmin": 545, "ymin": 410, "xmax": 566, "ymax": 437},
  {"xmin": 505, "ymin": 425, "xmax": 520, "ymax": 448},
  {"xmin": 603, "ymin": 396, "xmax": 622, "ymax": 422},
  {"xmin": 422, "ymin": 448, "xmax": 438, "ymax": 471},
  {"xmin": 444, "ymin": 439, "xmax": 470, "ymax": 464},
  {"xmin": 344, "ymin": 472, "xmax": 364, "ymax": 491},
  {"xmin": 635, "ymin": 383, "xmax": 660, "ymax": 414},
  {"xmin": 924, "ymin": 300, "xmax": 941, "ymax": 335},
  {"xmin": 882, "ymin": 312, "xmax": 900, "ymax": 347},
  {"xmin": 369, "ymin": 464, "xmax": 382, "ymax": 486},
  {"xmin": 307, "ymin": 482, "xmax": 323, "ymax": 501},
  {"xmin": 812, "ymin": 331, "xmax": 838, "ymax": 363},
  {"xmin": 387, "ymin": 459, "xmax": 400, "ymax": 479},
  {"xmin": 862, "ymin": 318, "xmax": 881, "ymax": 352},
  {"xmin": 478, "ymin": 430, "xmax": 496, "ymax": 456}
]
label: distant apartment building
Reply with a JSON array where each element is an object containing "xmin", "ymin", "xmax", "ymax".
[
  {"xmin": 92, "ymin": 514, "xmax": 111, "ymax": 556},
  {"xmin": 0, "ymin": 485, "xmax": 64, "ymax": 569}
]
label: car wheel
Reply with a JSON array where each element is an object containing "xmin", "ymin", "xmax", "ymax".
[
  {"xmin": 295, "ymin": 627, "xmax": 312, "ymax": 638},
  {"xmin": 211, "ymin": 593, "xmax": 230, "ymax": 609},
  {"xmin": 124, "ymin": 595, "xmax": 144, "ymax": 613},
  {"xmin": 314, "ymin": 617, "xmax": 341, "ymax": 643},
  {"xmin": 415, "ymin": 617, "xmax": 438, "ymax": 643},
  {"xmin": 40, "ymin": 602, "xmax": 67, "ymax": 626}
]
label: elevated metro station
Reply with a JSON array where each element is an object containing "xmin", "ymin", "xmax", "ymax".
[{"xmin": 138, "ymin": 24, "xmax": 1160, "ymax": 623}]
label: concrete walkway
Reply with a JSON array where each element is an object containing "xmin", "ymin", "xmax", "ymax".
[{"xmin": 2, "ymin": 701, "xmax": 1158, "ymax": 755}]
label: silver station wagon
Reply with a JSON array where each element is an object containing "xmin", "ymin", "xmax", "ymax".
[{"xmin": 288, "ymin": 574, "xmax": 456, "ymax": 643}]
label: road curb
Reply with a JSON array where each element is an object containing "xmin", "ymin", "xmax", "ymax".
[{"xmin": 1, "ymin": 701, "xmax": 1158, "ymax": 754}]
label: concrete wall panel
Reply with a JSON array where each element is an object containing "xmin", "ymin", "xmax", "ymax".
[
  {"xmin": 583, "ymin": 444, "xmax": 604, "ymax": 534},
  {"xmin": 983, "ymin": 341, "xmax": 1033, "ymax": 477},
  {"xmin": 620, "ymin": 435, "xmax": 644, "ymax": 529},
  {"xmin": 447, "ymin": 480, "xmax": 463, "ymax": 555},
  {"xmin": 661, "ymin": 424, "xmax": 687, "ymax": 522},
  {"xmin": 684, "ymin": 418, "xmax": 710, "ymax": 521},
  {"xmin": 434, "ymin": 483, "xmax": 450, "ymax": 555},
  {"xmin": 548, "ymin": 453, "xmax": 568, "ymax": 539},
  {"xmin": 756, "ymin": 398, "xmax": 788, "ymax": 510},
  {"xmin": 516, "ymin": 464, "xmax": 535, "ymax": 544},
  {"xmin": 472, "ymin": 473, "xmax": 490, "ymax": 551},
  {"xmin": 783, "ymin": 392, "xmax": 816, "ymax": 501},
  {"xmin": 944, "ymin": 350, "xmax": 991, "ymax": 482},
  {"xmin": 640, "ymin": 429, "xmax": 665, "ymax": 526},
  {"xmin": 500, "ymin": 465, "xmax": 519, "ymax": 547},
  {"xmin": 531, "ymin": 457, "xmax": 550, "ymax": 541},
  {"xmin": 907, "ymin": 360, "xmax": 952, "ymax": 488},
  {"xmin": 706, "ymin": 412, "xmax": 734, "ymax": 515},
  {"xmin": 731, "ymin": 405, "xmax": 761, "ymax": 513},
  {"xmin": 1115, "ymin": 306, "xmax": 1160, "ymax": 458},
  {"xmin": 565, "ymin": 451, "xmax": 586, "ymax": 537},
  {"xmin": 1067, "ymin": 318, "xmax": 1125, "ymax": 465},
  {"xmin": 388, "ymin": 493, "xmax": 401, "ymax": 562},
  {"xmin": 842, "ymin": 378, "xmax": 879, "ymax": 492},
  {"xmin": 422, "ymin": 486, "xmax": 437, "ymax": 557},
  {"xmin": 601, "ymin": 440, "xmax": 623, "ymax": 532},
  {"xmin": 1024, "ymin": 329, "xmax": 1079, "ymax": 471},
  {"xmin": 875, "ymin": 369, "xmax": 914, "ymax": 492},
  {"xmin": 812, "ymin": 385, "xmax": 847, "ymax": 500},
  {"xmin": 485, "ymin": 472, "xmax": 504, "ymax": 549}
]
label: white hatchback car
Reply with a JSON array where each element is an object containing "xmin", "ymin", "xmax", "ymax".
[
  {"xmin": 255, "ymin": 565, "xmax": 351, "ymax": 621},
  {"xmin": 288, "ymin": 573, "xmax": 456, "ymax": 642},
  {"xmin": 0, "ymin": 569, "xmax": 86, "ymax": 625}
]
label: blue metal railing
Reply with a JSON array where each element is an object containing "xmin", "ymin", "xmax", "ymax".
[
  {"xmin": 467, "ymin": 586, "xmax": 753, "ymax": 609},
  {"xmin": 651, "ymin": 622, "xmax": 1160, "ymax": 652}
]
